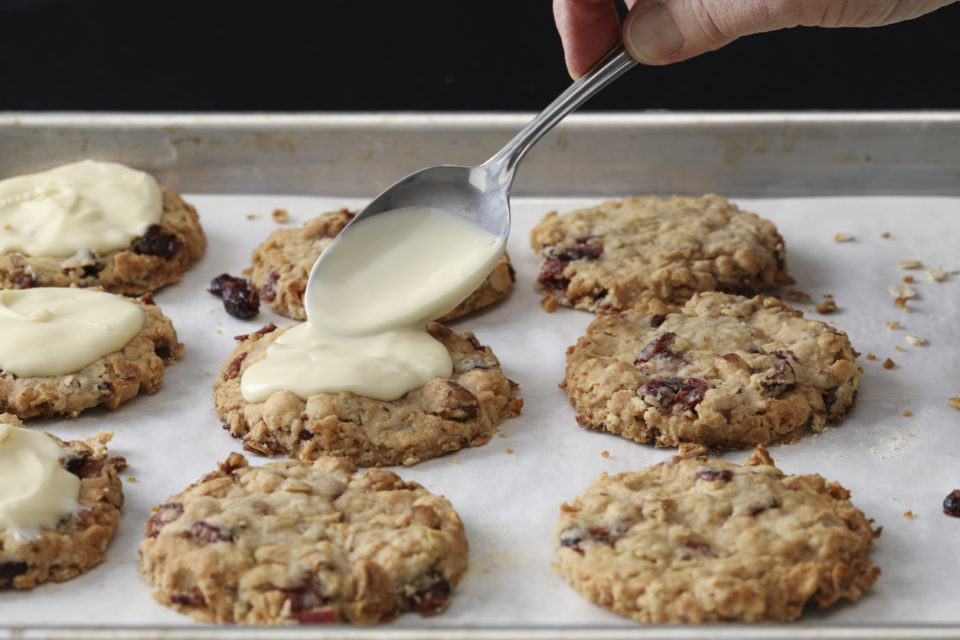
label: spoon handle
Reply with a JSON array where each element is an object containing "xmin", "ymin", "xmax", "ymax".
[{"xmin": 484, "ymin": 43, "xmax": 636, "ymax": 185}]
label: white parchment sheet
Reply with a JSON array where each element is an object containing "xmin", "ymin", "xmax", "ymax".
[{"xmin": 1, "ymin": 194, "xmax": 958, "ymax": 631}]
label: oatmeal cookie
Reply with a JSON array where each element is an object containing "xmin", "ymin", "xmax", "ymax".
[
  {"xmin": 214, "ymin": 322, "xmax": 522, "ymax": 466},
  {"xmin": 563, "ymin": 292, "xmax": 861, "ymax": 449},
  {"xmin": 0, "ymin": 292, "xmax": 184, "ymax": 419},
  {"xmin": 530, "ymin": 195, "xmax": 793, "ymax": 311},
  {"xmin": 0, "ymin": 188, "xmax": 206, "ymax": 294},
  {"xmin": 0, "ymin": 416, "xmax": 127, "ymax": 590},
  {"xmin": 554, "ymin": 446, "xmax": 881, "ymax": 623},
  {"xmin": 138, "ymin": 453, "xmax": 468, "ymax": 625},
  {"xmin": 250, "ymin": 209, "xmax": 514, "ymax": 322}
]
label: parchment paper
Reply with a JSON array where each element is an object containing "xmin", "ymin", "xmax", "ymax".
[{"xmin": 1, "ymin": 194, "xmax": 958, "ymax": 630}]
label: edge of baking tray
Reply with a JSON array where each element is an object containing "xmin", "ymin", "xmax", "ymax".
[
  {"xmin": 2, "ymin": 112, "xmax": 960, "ymax": 639},
  {"xmin": 2, "ymin": 111, "xmax": 960, "ymax": 197}
]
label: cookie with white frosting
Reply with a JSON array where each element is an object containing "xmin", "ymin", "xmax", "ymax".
[
  {"xmin": 530, "ymin": 194, "xmax": 792, "ymax": 311},
  {"xmin": 138, "ymin": 453, "xmax": 467, "ymax": 625},
  {"xmin": 214, "ymin": 322, "xmax": 522, "ymax": 466},
  {"xmin": 0, "ymin": 288, "xmax": 183, "ymax": 419},
  {"xmin": 0, "ymin": 160, "xmax": 206, "ymax": 294},
  {"xmin": 0, "ymin": 415, "xmax": 127, "ymax": 590},
  {"xmin": 250, "ymin": 209, "xmax": 514, "ymax": 322},
  {"xmin": 554, "ymin": 446, "xmax": 881, "ymax": 622}
]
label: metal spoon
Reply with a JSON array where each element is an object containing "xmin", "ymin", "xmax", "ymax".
[{"xmin": 306, "ymin": 44, "xmax": 636, "ymax": 306}]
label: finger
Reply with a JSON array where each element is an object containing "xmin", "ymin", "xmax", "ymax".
[
  {"xmin": 621, "ymin": 0, "xmax": 957, "ymax": 66},
  {"xmin": 554, "ymin": 0, "xmax": 623, "ymax": 78}
]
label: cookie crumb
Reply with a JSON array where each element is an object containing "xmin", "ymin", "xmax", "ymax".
[
  {"xmin": 949, "ymin": 396, "xmax": 960, "ymax": 410},
  {"xmin": 245, "ymin": 213, "xmax": 259, "ymax": 220},
  {"xmin": 271, "ymin": 208, "xmax": 289, "ymax": 223},
  {"xmin": 887, "ymin": 321, "xmax": 901, "ymax": 330},
  {"xmin": 787, "ymin": 289, "xmax": 811, "ymax": 302},
  {"xmin": 894, "ymin": 346, "xmax": 903, "ymax": 352},
  {"xmin": 498, "ymin": 433, "xmax": 507, "ymax": 438},
  {"xmin": 815, "ymin": 300, "xmax": 837, "ymax": 314},
  {"xmin": 905, "ymin": 335, "xmax": 927, "ymax": 347},
  {"xmin": 883, "ymin": 358, "xmax": 896, "ymax": 369},
  {"xmin": 453, "ymin": 457, "xmax": 460, "ymax": 464},
  {"xmin": 540, "ymin": 295, "xmax": 559, "ymax": 313},
  {"xmin": 833, "ymin": 233, "xmax": 854, "ymax": 243},
  {"xmin": 927, "ymin": 266, "xmax": 947, "ymax": 282},
  {"xmin": 897, "ymin": 259, "xmax": 923, "ymax": 270},
  {"xmin": 902, "ymin": 275, "xmax": 915, "ymax": 284},
  {"xmin": 902, "ymin": 409, "xmax": 913, "ymax": 417},
  {"xmin": 823, "ymin": 293, "xmax": 834, "ymax": 299},
  {"xmin": 903, "ymin": 510, "xmax": 914, "ymax": 519},
  {"xmin": 881, "ymin": 232, "xmax": 891, "ymax": 238},
  {"xmin": 887, "ymin": 283, "xmax": 916, "ymax": 299},
  {"xmin": 601, "ymin": 450, "xmax": 610, "ymax": 458},
  {"xmin": 865, "ymin": 352, "xmax": 877, "ymax": 361},
  {"xmin": 125, "ymin": 476, "xmax": 138, "ymax": 483},
  {"xmin": 894, "ymin": 297, "xmax": 910, "ymax": 312},
  {"xmin": 505, "ymin": 448, "xmax": 514, "ymax": 454}
]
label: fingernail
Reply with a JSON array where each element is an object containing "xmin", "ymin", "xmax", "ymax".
[{"xmin": 624, "ymin": 3, "xmax": 685, "ymax": 64}]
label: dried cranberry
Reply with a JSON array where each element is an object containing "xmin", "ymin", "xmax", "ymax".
[
  {"xmin": 697, "ymin": 469, "xmax": 733, "ymax": 482},
  {"xmin": 944, "ymin": 490, "xmax": 960, "ymax": 517},
  {"xmin": 189, "ymin": 520, "xmax": 232, "ymax": 543},
  {"xmin": 650, "ymin": 314, "xmax": 667, "ymax": 328},
  {"xmin": 64, "ymin": 452, "xmax": 104, "ymax": 479},
  {"xmin": 81, "ymin": 263, "xmax": 103, "ymax": 278},
  {"xmin": 137, "ymin": 224, "xmax": 183, "ymax": 258},
  {"xmin": 537, "ymin": 237, "xmax": 604, "ymax": 292},
  {"xmin": 634, "ymin": 332, "xmax": 679, "ymax": 365},
  {"xmin": 0, "ymin": 561, "xmax": 28, "ymax": 580},
  {"xmin": 537, "ymin": 257, "xmax": 570, "ymax": 291},
  {"xmin": 637, "ymin": 376, "xmax": 709, "ymax": 415},
  {"xmin": 224, "ymin": 353, "xmax": 247, "ymax": 380},
  {"xmin": 761, "ymin": 360, "xmax": 796, "ymax": 395},
  {"xmin": 209, "ymin": 274, "xmax": 260, "ymax": 319},
  {"xmin": 10, "ymin": 272, "xmax": 37, "ymax": 289},
  {"xmin": 295, "ymin": 609, "xmax": 339, "ymax": 623},
  {"xmin": 208, "ymin": 273, "xmax": 243, "ymax": 297},
  {"xmin": 145, "ymin": 502, "xmax": 184, "ymax": 538},
  {"xmin": 154, "ymin": 344, "xmax": 172, "ymax": 360},
  {"xmin": 171, "ymin": 586, "xmax": 205, "ymax": 607},
  {"xmin": 412, "ymin": 579, "xmax": 451, "ymax": 616},
  {"xmin": 822, "ymin": 387, "xmax": 839, "ymax": 412},
  {"xmin": 559, "ymin": 236, "xmax": 604, "ymax": 261}
]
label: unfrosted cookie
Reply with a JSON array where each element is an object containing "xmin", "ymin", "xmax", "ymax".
[
  {"xmin": 554, "ymin": 446, "xmax": 881, "ymax": 623},
  {"xmin": 138, "ymin": 453, "xmax": 468, "ymax": 625},
  {"xmin": 0, "ymin": 416, "xmax": 127, "ymax": 590},
  {"xmin": 0, "ymin": 292, "xmax": 184, "ymax": 419},
  {"xmin": 563, "ymin": 292, "xmax": 861, "ymax": 449},
  {"xmin": 214, "ymin": 322, "xmax": 522, "ymax": 466},
  {"xmin": 530, "ymin": 195, "xmax": 793, "ymax": 311},
  {"xmin": 0, "ymin": 187, "xmax": 206, "ymax": 294},
  {"xmin": 250, "ymin": 209, "xmax": 514, "ymax": 322}
]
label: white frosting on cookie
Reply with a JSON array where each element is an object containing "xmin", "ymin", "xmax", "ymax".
[
  {"xmin": 0, "ymin": 423, "xmax": 82, "ymax": 538},
  {"xmin": 241, "ymin": 207, "xmax": 504, "ymax": 402},
  {"xmin": 0, "ymin": 159, "xmax": 162, "ymax": 257},
  {"xmin": 0, "ymin": 288, "xmax": 144, "ymax": 377}
]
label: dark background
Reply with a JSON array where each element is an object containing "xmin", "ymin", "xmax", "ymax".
[{"xmin": 1, "ymin": 0, "xmax": 959, "ymax": 112}]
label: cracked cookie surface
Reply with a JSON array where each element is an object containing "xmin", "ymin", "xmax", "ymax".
[
  {"xmin": 138, "ymin": 453, "xmax": 468, "ymax": 625},
  {"xmin": 0, "ymin": 293, "xmax": 183, "ymax": 419},
  {"xmin": 530, "ymin": 194, "xmax": 792, "ymax": 311},
  {"xmin": 250, "ymin": 209, "xmax": 514, "ymax": 322},
  {"xmin": 0, "ymin": 188, "xmax": 206, "ymax": 295},
  {"xmin": 563, "ymin": 292, "xmax": 861, "ymax": 449},
  {"xmin": 0, "ymin": 415, "xmax": 127, "ymax": 590},
  {"xmin": 554, "ymin": 446, "xmax": 881, "ymax": 623},
  {"xmin": 214, "ymin": 322, "xmax": 522, "ymax": 466}
]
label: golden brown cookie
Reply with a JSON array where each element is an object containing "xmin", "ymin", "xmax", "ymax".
[
  {"xmin": 251, "ymin": 209, "xmax": 514, "ymax": 322},
  {"xmin": 0, "ymin": 416, "xmax": 127, "ymax": 590},
  {"xmin": 554, "ymin": 446, "xmax": 881, "ymax": 622},
  {"xmin": 138, "ymin": 453, "xmax": 468, "ymax": 625},
  {"xmin": 530, "ymin": 194, "xmax": 793, "ymax": 311},
  {"xmin": 214, "ymin": 322, "xmax": 522, "ymax": 466},
  {"xmin": 563, "ymin": 293, "xmax": 861, "ymax": 449}
]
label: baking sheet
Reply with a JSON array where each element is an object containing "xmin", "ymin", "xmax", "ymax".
[{"xmin": 0, "ymin": 190, "xmax": 958, "ymax": 636}]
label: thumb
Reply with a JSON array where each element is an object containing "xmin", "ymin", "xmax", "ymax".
[{"xmin": 621, "ymin": 0, "xmax": 955, "ymax": 65}]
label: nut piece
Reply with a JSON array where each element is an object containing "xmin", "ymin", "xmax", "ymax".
[
  {"xmin": 883, "ymin": 358, "xmax": 896, "ymax": 370},
  {"xmin": 894, "ymin": 298, "xmax": 910, "ymax": 312},
  {"xmin": 905, "ymin": 335, "xmax": 927, "ymax": 347},
  {"xmin": 833, "ymin": 233, "xmax": 854, "ymax": 243},
  {"xmin": 927, "ymin": 266, "xmax": 947, "ymax": 282},
  {"xmin": 902, "ymin": 409, "xmax": 913, "ymax": 417},
  {"xmin": 271, "ymin": 208, "xmax": 289, "ymax": 223},
  {"xmin": 897, "ymin": 259, "xmax": 923, "ymax": 270},
  {"xmin": 815, "ymin": 300, "xmax": 837, "ymax": 314},
  {"xmin": 949, "ymin": 396, "xmax": 960, "ymax": 411},
  {"xmin": 887, "ymin": 283, "xmax": 917, "ymax": 299},
  {"xmin": 886, "ymin": 321, "xmax": 900, "ymax": 330},
  {"xmin": 865, "ymin": 352, "xmax": 877, "ymax": 361}
]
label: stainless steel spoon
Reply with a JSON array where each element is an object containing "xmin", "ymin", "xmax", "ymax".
[{"xmin": 306, "ymin": 44, "xmax": 636, "ymax": 303}]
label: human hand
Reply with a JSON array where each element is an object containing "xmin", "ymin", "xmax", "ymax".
[{"xmin": 554, "ymin": 0, "xmax": 957, "ymax": 77}]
